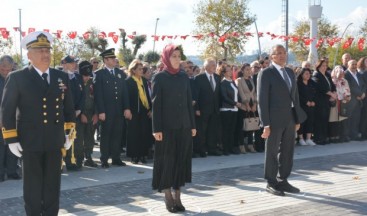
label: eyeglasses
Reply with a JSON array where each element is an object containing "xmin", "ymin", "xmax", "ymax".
[{"xmin": 93, "ymin": 62, "xmax": 99, "ymax": 64}]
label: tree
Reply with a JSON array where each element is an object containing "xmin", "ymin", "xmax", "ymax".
[
  {"xmin": 144, "ymin": 51, "xmax": 160, "ymax": 63},
  {"xmin": 359, "ymin": 17, "xmax": 367, "ymax": 37},
  {"xmin": 327, "ymin": 43, "xmax": 367, "ymax": 67},
  {"xmin": 193, "ymin": 0, "xmax": 255, "ymax": 60},
  {"xmin": 289, "ymin": 17, "xmax": 339, "ymax": 63},
  {"xmin": 132, "ymin": 35, "xmax": 147, "ymax": 57},
  {"xmin": 84, "ymin": 27, "xmax": 108, "ymax": 55},
  {"xmin": 118, "ymin": 29, "xmax": 147, "ymax": 66}
]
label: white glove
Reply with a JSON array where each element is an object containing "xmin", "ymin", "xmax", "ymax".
[
  {"xmin": 75, "ymin": 110, "xmax": 81, "ymax": 117},
  {"xmin": 64, "ymin": 135, "xmax": 72, "ymax": 150},
  {"xmin": 8, "ymin": 142, "xmax": 23, "ymax": 157}
]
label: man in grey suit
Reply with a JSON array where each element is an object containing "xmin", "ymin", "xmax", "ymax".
[
  {"xmin": 344, "ymin": 59, "xmax": 366, "ymax": 140},
  {"xmin": 257, "ymin": 44, "xmax": 306, "ymax": 196}
]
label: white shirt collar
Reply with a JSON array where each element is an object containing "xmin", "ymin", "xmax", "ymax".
[
  {"xmin": 33, "ymin": 66, "xmax": 50, "ymax": 77},
  {"xmin": 205, "ymin": 71, "xmax": 214, "ymax": 79}
]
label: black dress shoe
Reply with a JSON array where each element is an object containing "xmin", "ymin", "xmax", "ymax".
[
  {"xmin": 199, "ymin": 151, "xmax": 207, "ymax": 158},
  {"xmin": 208, "ymin": 150, "xmax": 222, "ymax": 156},
  {"xmin": 112, "ymin": 159, "xmax": 126, "ymax": 166},
  {"xmin": 165, "ymin": 199, "xmax": 178, "ymax": 213},
  {"xmin": 140, "ymin": 157, "xmax": 147, "ymax": 164},
  {"xmin": 101, "ymin": 161, "xmax": 110, "ymax": 168},
  {"xmin": 277, "ymin": 181, "xmax": 300, "ymax": 193},
  {"xmin": 131, "ymin": 157, "xmax": 139, "ymax": 164},
  {"xmin": 66, "ymin": 164, "xmax": 80, "ymax": 171},
  {"xmin": 0, "ymin": 175, "xmax": 5, "ymax": 182},
  {"xmin": 7, "ymin": 173, "xmax": 21, "ymax": 180},
  {"xmin": 175, "ymin": 204, "xmax": 186, "ymax": 212},
  {"xmin": 84, "ymin": 159, "xmax": 98, "ymax": 167},
  {"xmin": 266, "ymin": 184, "xmax": 285, "ymax": 196}
]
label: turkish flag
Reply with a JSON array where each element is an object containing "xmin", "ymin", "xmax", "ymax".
[
  {"xmin": 112, "ymin": 35, "xmax": 119, "ymax": 44},
  {"xmin": 1, "ymin": 31, "xmax": 9, "ymax": 39},
  {"xmin": 167, "ymin": 35, "xmax": 173, "ymax": 39},
  {"xmin": 218, "ymin": 35, "xmax": 226, "ymax": 43},
  {"xmin": 21, "ymin": 32, "xmax": 26, "ymax": 37},
  {"xmin": 67, "ymin": 31, "xmax": 77, "ymax": 39},
  {"xmin": 161, "ymin": 36, "xmax": 166, "ymax": 41},
  {"xmin": 342, "ymin": 38, "xmax": 354, "ymax": 49},
  {"xmin": 13, "ymin": 27, "xmax": 19, "ymax": 31},
  {"xmin": 28, "ymin": 28, "xmax": 35, "ymax": 33},
  {"xmin": 152, "ymin": 35, "xmax": 159, "ymax": 41},
  {"xmin": 98, "ymin": 32, "xmax": 106, "ymax": 39},
  {"xmin": 358, "ymin": 38, "xmax": 365, "ymax": 51},
  {"xmin": 316, "ymin": 38, "xmax": 324, "ymax": 48},
  {"xmin": 127, "ymin": 35, "xmax": 135, "ymax": 39},
  {"xmin": 83, "ymin": 32, "xmax": 90, "ymax": 40},
  {"xmin": 43, "ymin": 29, "xmax": 50, "ymax": 32},
  {"xmin": 192, "ymin": 34, "xmax": 203, "ymax": 40},
  {"xmin": 108, "ymin": 32, "xmax": 116, "ymax": 37}
]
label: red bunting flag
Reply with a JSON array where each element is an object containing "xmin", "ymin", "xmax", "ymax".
[
  {"xmin": 358, "ymin": 38, "xmax": 365, "ymax": 51},
  {"xmin": 0, "ymin": 27, "xmax": 6, "ymax": 32},
  {"xmin": 161, "ymin": 36, "xmax": 166, "ymax": 41},
  {"xmin": 13, "ymin": 27, "xmax": 19, "ymax": 31},
  {"xmin": 303, "ymin": 38, "xmax": 312, "ymax": 46},
  {"xmin": 218, "ymin": 35, "xmax": 227, "ymax": 43},
  {"xmin": 232, "ymin": 32, "xmax": 240, "ymax": 37},
  {"xmin": 291, "ymin": 36, "xmax": 299, "ymax": 42},
  {"xmin": 208, "ymin": 32, "xmax": 215, "ymax": 37},
  {"xmin": 342, "ymin": 37, "xmax": 354, "ymax": 49},
  {"xmin": 132, "ymin": 31, "xmax": 136, "ymax": 35},
  {"xmin": 244, "ymin": 32, "xmax": 253, "ymax": 37},
  {"xmin": 53, "ymin": 32, "xmax": 61, "ymax": 39},
  {"xmin": 316, "ymin": 38, "xmax": 324, "ymax": 48},
  {"xmin": 258, "ymin": 32, "xmax": 264, "ymax": 37},
  {"xmin": 108, "ymin": 32, "xmax": 115, "ymax": 37},
  {"xmin": 152, "ymin": 35, "xmax": 160, "ymax": 41},
  {"xmin": 127, "ymin": 35, "xmax": 135, "ymax": 39},
  {"xmin": 112, "ymin": 35, "xmax": 119, "ymax": 44},
  {"xmin": 28, "ymin": 28, "xmax": 35, "ymax": 33},
  {"xmin": 57, "ymin": 30, "xmax": 63, "ymax": 36},
  {"xmin": 1, "ymin": 31, "xmax": 9, "ymax": 39},
  {"xmin": 83, "ymin": 32, "xmax": 90, "ymax": 40},
  {"xmin": 98, "ymin": 32, "xmax": 107, "ymax": 39},
  {"xmin": 327, "ymin": 38, "xmax": 335, "ymax": 47},
  {"xmin": 67, "ymin": 31, "xmax": 77, "ymax": 39},
  {"xmin": 167, "ymin": 35, "xmax": 173, "ymax": 39},
  {"xmin": 192, "ymin": 34, "xmax": 204, "ymax": 40},
  {"xmin": 43, "ymin": 29, "xmax": 50, "ymax": 33},
  {"xmin": 21, "ymin": 32, "xmax": 26, "ymax": 37},
  {"xmin": 180, "ymin": 35, "xmax": 188, "ymax": 40}
]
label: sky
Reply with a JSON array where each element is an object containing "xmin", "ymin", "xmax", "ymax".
[{"xmin": 1, "ymin": 0, "xmax": 367, "ymax": 56}]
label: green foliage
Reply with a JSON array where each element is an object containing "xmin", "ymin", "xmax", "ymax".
[
  {"xmin": 327, "ymin": 43, "xmax": 367, "ymax": 67},
  {"xmin": 119, "ymin": 48, "xmax": 134, "ymax": 66},
  {"xmin": 84, "ymin": 27, "xmax": 108, "ymax": 55},
  {"xmin": 289, "ymin": 17, "xmax": 339, "ymax": 62},
  {"xmin": 359, "ymin": 18, "xmax": 367, "ymax": 37},
  {"xmin": 144, "ymin": 51, "xmax": 160, "ymax": 63},
  {"xmin": 193, "ymin": 0, "xmax": 255, "ymax": 60},
  {"xmin": 132, "ymin": 35, "xmax": 147, "ymax": 57},
  {"xmin": 177, "ymin": 45, "xmax": 187, "ymax": 61}
]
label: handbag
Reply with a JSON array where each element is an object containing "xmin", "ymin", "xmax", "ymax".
[
  {"xmin": 243, "ymin": 112, "xmax": 260, "ymax": 131},
  {"xmin": 339, "ymin": 100, "xmax": 349, "ymax": 117}
]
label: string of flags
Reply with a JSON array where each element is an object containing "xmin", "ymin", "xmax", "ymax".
[{"xmin": 0, "ymin": 27, "xmax": 365, "ymax": 51}]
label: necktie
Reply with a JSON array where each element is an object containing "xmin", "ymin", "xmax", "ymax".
[
  {"xmin": 42, "ymin": 73, "xmax": 49, "ymax": 87},
  {"xmin": 110, "ymin": 69, "xmax": 114, "ymax": 76},
  {"xmin": 209, "ymin": 75, "xmax": 215, "ymax": 91},
  {"xmin": 280, "ymin": 68, "xmax": 291, "ymax": 91}
]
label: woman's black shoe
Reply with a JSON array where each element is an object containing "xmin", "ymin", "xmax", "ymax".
[
  {"xmin": 131, "ymin": 157, "xmax": 139, "ymax": 164},
  {"xmin": 165, "ymin": 199, "xmax": 178, "ymax": 213},
  {"xmin": 175, "ymin": 204, "xmax": 186, "ymax": 212}
]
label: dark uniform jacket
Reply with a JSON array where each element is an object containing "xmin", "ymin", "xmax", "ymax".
[
  {"xmin": 94, "ymin": 68, "xmax": 129, "ymax": 117},
  {"xmin": 151, "ymin": 70, "xmax": 195, "ymax": 132},
  {"xmin": 68, "ymin": 72, "xmax": 84, "ymax": 111},
  {"xmin": 0, "ymin": 66, "xmax": 75, "ymax": 151},
  {"xmin": 81, "ymin": 78, "xmax": 96, "ymax": 121}
]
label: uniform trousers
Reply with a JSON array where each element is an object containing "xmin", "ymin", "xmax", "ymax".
[
  {"xmin": 65, "ymin": 119, "xmax": 84, "ymax": 165},
  {"xmin": 100, "ymin": 113, "xmax": 123, "ymax": 162},
  {"xmin": 75, "ymin": 120, "xmax": 95, "ymax": 158},
  {"xmin": 23, "ymin": 150, "xmax": 62, "ymax": 216},
  {"xmin": 0, "ymin": 140, "xmax": 19, "ymax": 177}
]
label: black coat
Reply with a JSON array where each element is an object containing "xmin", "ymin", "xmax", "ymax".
[
  {"xmin": 0, "ymin": 66, "xmax": 75, "ymax": 151},
  {"xmin": 297, "ymin": 79, "xmax": 316, "ymax": 111},
  {"xmin": 125, "ymin": 76, "xmax": 152, "ymax": 114},
  {"xmin": 94, "ymin": 68, "xmax": 130, "ymax": 117},
  {"xmin": 312, "ymin": 70, "xmax": 336, "ymax": 108},
  {"xmin": 220, "ymin": 79, "xmax": 239, "ymax": 109},
  {"xmin": 194, "ymin": 72, "xmax": 221, "ymax": 115},
  {"xmin": 151, "ymin": 71, "xmax": 195, "ymax": 132},
  {"xmin": 68, "ymin": 73, "xmax": 84, "ymax": 111}
]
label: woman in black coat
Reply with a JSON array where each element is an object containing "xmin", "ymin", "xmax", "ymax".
[
  {"xmin": 125, "ymin": 59, "xmax": 152, "ymax": 164},
  {"xmin": 297, "ymin": 68, "xmax": 316, "ymax": 145},
  {"xmin": 312, "ymin": 60, "xmax": 337, "ymax": 144},
  {"xmin": 218, "ymin": 64, "xmax": 242, "ymax": 155},
  {"xmin": 151, "ymin": 44, "xmax": 196, "ymax": 213}
]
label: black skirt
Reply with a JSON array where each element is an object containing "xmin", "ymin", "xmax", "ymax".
[{"xmin": 152, "ymin": 128, "xmax": 192, "ymax": 192}]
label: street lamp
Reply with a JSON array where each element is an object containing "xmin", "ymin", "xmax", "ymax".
[
  {"xmin": 153, "ymin": 18, "xmax": 159, "ymax": 53},
  {"xmin": 333, "ymin": 22, "xmax": 353, "ymax": 68}
]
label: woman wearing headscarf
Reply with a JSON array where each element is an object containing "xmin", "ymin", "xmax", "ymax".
[
  {"xmin": 125, "ymin": 59, "xmax": 152, "ymax": 164},
  {"xmin": 151, "ymin": 44, "xmax": 196, "ymax": 213}
]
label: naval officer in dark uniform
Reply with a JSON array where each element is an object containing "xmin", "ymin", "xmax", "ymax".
[
  {"xmin": 0, "ymin": 31, "xmax": 76, "ymax": 215},
  {"xmin": 94, "ymin": 48, "xmax": 131, "ymax": 168}
]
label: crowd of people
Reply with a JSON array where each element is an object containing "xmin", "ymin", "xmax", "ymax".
[{"xmin": 0, "ymin": 30, "xmax": 366, "ymax": 214}]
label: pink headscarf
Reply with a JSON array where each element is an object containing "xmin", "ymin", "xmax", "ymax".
[{"xmin": 161, "ymin": 44, "xmax": 180, "ymax": 75}]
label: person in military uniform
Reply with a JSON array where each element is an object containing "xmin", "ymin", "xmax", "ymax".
[
  {"xmin": 62, "ymin": 55, "xmax": 85, "ymax": 170},
  {"xmin": 94, "ymin": 48, "xmax": 131, "ymax": 168},
  {"xmin": 0, "ymin": 55, "xmax": 21, "ymax": 182},
  {"xmin": 0, "ymin": 31, "xmax": 76, "ymax": 216},
  {"xmin": 78, "ymin": 61, "xmax": 98, "ymax": 167}
]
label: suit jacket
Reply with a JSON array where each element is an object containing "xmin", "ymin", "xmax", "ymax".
[
  {"xmin": 0, "ymin": 66, "xmax": 75, "ymax": 151},
  {"xmin": 94, "ymin": 68, "xmax": 130, "ymax": 118},
  {"xmin": 257, "ymin": 64, "xmax": 306, "ymax": 128},
  {"xmin": 151, "ymin": 71, "xmax": 195, "ymax": 132},
  {"xmin": 194, "ymin": 72, "xmax": 221, "ymax": 115},
  {"xmin": 345, "ymin": 70, "xmax": 366, "ymax": 109},
  {"xmin": 125, "ymin": 76, "xmax": 152, "ymax": 114},
  {"xmin": 68, "ymin": 73, "xmax": 84, "ymax": 111}
]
